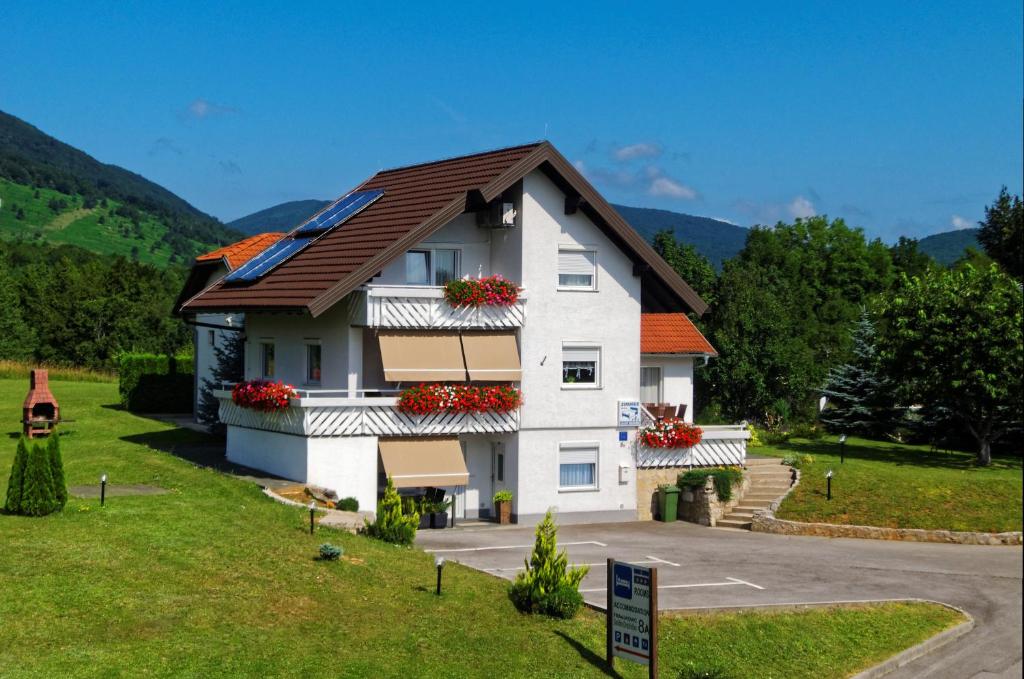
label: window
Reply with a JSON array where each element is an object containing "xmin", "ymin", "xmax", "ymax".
[
  {"xmin": 405, "ymin": 248, "xmax": 461, "ymax": 285},
  {"xmin": 562, "ymin": 344, "xmax": 600, "ymax": 388},
  {"xmin": 260, "ymin": 342, "xmax": 275, "ymax": 378},
  {"xmin": 207, "ymin": 329, "xmax": 215, "ymax": 346},
  {"xmin": 305, "ymin": 343, "xmax": 322, "ymax": 385},
  {"xmin": 559, "ymin": 443, "xmax": 598, "ymax": 490},
  {"xmin": 557, "ymin": 247, "xmax": 597, "ymax": 290},
  {"xmin": 640, "ymin": 366, "xmax": 662, "ymax": 403}
]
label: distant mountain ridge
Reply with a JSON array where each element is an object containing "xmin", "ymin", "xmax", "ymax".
[
  {"xmin": 227, "ymin": 199, "xmax": 331, "ymax": 235},
  {"xmin": 0, "ymin": 109, "xmax": 240, "ymax": 265},
  {"xmin": 917, "ymin": 228, "xmax": 981, "ymax": 265}
]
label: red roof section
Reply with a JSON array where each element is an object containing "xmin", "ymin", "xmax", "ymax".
[
  {"xmin": 641, "ymin": 313, "xmax": 717, "ymax": 355},
  {"xmin": 196, "ymin": 232, "xmax": 285, "ymax": 270}
]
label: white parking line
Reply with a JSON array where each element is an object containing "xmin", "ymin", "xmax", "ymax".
[
  {"xmin": 579, "ymin": 576, "xmax": 764, "ymax": 594},
  {"xmin": 725, "ymin": 576, "xmax": 765, "ymax": 590},
  {"xmin": 424, "ymin": 540, "xmax": 607, "ymax": 553},
  {"xmin": 645, "ymin": 555, "xmax": 681, "ymax": 567},
  {"xmin": 482, "ymin": 557, "xmax": 680, "ymax": 573}
]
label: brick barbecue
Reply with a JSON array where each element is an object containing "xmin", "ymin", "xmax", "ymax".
[{"xmin": 23, "ymin": 369, "xmax": 59, "ymax": 438}]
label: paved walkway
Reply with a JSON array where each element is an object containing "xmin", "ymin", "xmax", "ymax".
[{"xmin": 417, "ymin": 520, "xmax": 1023, "ymax": 678}]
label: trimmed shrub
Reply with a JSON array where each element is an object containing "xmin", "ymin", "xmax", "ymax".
[
  {"xmin": 336, "ymin": 497, "xmax": 359, "ymax": 512},
  {"xmin": 318, "ymin": 543, "xmax": 343, "ymax": 561},
  {"xmin": 678, "ymin": 467, "xmax": 743, "ymax": 502},
  {"xmin": 363, "ymin": 477, "xmax": 419, "ymax": 545},
  {"xmin": 47, "ymin": 435, "xmax": 67, "ymax": 509},
  {"xmin": 4, "ymin": 437, "xmax": 30, "ymax": 513},
  {"xmin": 19, "ymin": 441, "xmax": 60, "ymax": 516},
  {"xmin": 781, "ymin": 453, "xmax": 814, "ymax": 469},
  {"xmin": 509, "ymin": 510, "xmax": 588, "ymax": 618},
  {"xmin": 118, "ymin": 353, "xmax": 194, "ymax": 413}
]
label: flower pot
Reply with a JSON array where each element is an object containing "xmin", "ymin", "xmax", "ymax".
[
  {"xmin": 418, "ymin": 514, "xmax": 432, "ymax": 529},
  {"xmin": 495, "ymin": 499, "xmax": 512, "ymax": 525},
  {"xmin": 430, "ymin": 512, "xmax": 449, "ymax": 529}
]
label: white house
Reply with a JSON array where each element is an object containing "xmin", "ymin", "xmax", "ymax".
[{"xmin": 179, "ymin": 142, "xmax": 746, "ymax": 524}]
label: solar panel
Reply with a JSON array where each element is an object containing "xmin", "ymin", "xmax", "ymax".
[
  {"xmin": 294, "ymin": 188, "xmax": 384, "ymax": 235},
  {"xmin": 223, "ymin": 188, "xmax": 385, "ymax": 283}
]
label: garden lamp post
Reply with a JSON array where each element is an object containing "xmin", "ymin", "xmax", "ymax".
[
  {"xmin": 826, "ymin": 469, "xmax": 833, "ymax": 500},
  {"xmin": 308, "ymin": 500, "xmax": 316, "ymax": 535},
  {"xmin": 435, "ymin": 555, "xmax": 445, "ymax": 595},
  {"xmin": 839, "ymin": 434, "xmax": 847, "ymax": 464},
  {"xmin": 100, "ymin": 473, "xmax": 107, "ymax": 506}
]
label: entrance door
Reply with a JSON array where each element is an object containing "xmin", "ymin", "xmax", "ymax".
[{"xmin": 490, "ymin": 441, "xmax": 506, "ymax": 519}]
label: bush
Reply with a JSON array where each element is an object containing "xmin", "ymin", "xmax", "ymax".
[
  {"xmin": 789, "ymin": 422, "xmax": 824, "ymax": 440},
  {"xmin": 19, "ymin": 440, "xmax": 60, "ymax": 516},
  {"xmin": 336, "ymin": 497, "xmax": 359, "ymax": 512},
  {"xmin": 781, "ymin": 453, "xmax": 814, "ymax": 469},
  {"xmin": 745, "ymin": 423, "xmax": 763, "ymax": 447},
  {"xmin": 118, "ymin": 353, "xmax": 194, "ymax": 413},
  {"xmin": 678, "ymin": 467, "xmax": 743, "ymax": 502},
  {"xmin": 761, "ymin": 428, "xmax": 792, "ymax": 445},
  {"xmin": 493, "ymin": 489, "xmax": 513, "ymax": 503},
  {"xmin": 363, "ymin": 477, "xmax": 419, "ymax": 545},
  {"xmin": 508, "ymin": 510, "xmax": 588, "ymax": 618},
  {"xmin": 318, "ymin": 543, "xmax": 343, "ymax": 561},
  {"xmin": 4, "ymin": 437, "xmax": 30, "ymax": 513},
  {"xmin": 46, "ymin": 435, "xmax": 67, "ymax": 509}
]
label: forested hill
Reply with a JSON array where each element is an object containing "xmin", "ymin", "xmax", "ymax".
[
  {"xmin": 917, "ymin": 228, "xmax": 981, "ymax": 265},
  {"xmin": 0, "ymin": 110, "xmax": 241, "ymax": 266},
  {"xmin": 227, "ymin": 199, "xmax": 330, "ymax": 234}
]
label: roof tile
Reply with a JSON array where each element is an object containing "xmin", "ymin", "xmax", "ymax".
[
  {"xmin": 641, "ymin": 313, "xmax": 717, "ymax": 355},
  {"xmin": 196, "ymin": 232, "xmax": 285, "ymax": 270}
]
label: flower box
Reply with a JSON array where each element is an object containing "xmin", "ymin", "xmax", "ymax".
[
  {"xmin": 637, "ymin": 418, "xmax": 703, "ymax": 449},
  {"xmin": 397, "ymin": 384, "xmax": 522, "ymax": 416},
  {"xmin": 231, "ymin": 380, "xmax": 297, "ymax": 412},
  {"xmin": 443, "ymin": 275, "xmax": 520, "ymax": 307}
]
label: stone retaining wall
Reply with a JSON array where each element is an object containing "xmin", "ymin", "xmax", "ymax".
[
  {"xmin": 636, "ymin": 466, "xmax": 749, "ymax": 525},
  {"xmin": 751, "ymin": 509, "xmax": 1022, "ymax": 546}
]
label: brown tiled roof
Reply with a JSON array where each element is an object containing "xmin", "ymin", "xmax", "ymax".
[
  {"xmin": 196, "ymin": 232, "xmax": 285, "ymax": 270},
  {"xmin": 180, "ymin": 141, "xmax": 708, "ymax": 317},
  {"xmin": 641, "ymin": 313, "xmax": 717, "ymax": 355}
]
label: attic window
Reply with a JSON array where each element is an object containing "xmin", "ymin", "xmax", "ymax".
[{"xmin": 558, "ymin": 247, "xmax": 597, "ymax": 290}]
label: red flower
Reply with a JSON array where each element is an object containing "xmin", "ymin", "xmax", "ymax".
[
  {"xmin": 637, "ymin": 418, "xmax": 702, "ymax": 449},
  {"xmin": 397, "ymin": 383, "xmax": 522, "ymax": 415},
  {"xmin": 232, "ymin": 380, "xmax": 297, "ymax": 412},
  {"xmin": 443, "ymin": 275, "xmax": 520, "ymax": 307}
]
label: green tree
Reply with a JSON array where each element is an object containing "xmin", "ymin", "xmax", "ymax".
[
  {"xmin": 877, "ymin": 264, "xmax": 1023, "ymax": 465},
  {"xmin": 508, "ymin": 510, "xmax": 589, "ymax": 618},
  {"xmin": 363, "ymin": 477, "xmax": 419, "ymax": 545},
  {"xmin": 889, "ymin": 236, "xmax": 934, "ymax": 280},
  {"xmin": 4, "ymin": 438, "xmax": 30, "ymax": 513},
  {"xmin": 0, "ymin": 264, "xmax": 36, "ymax": 361},
  {"xmin": 703, "ymin": 216, "xmax": 893, "ymax": 421},
  {"xmin": 19, "ymin": 440, "xmax": 59, "ymax": 516},
  {"xmin": 976, "ymin": 187, "xmax": 1023, "ymax": 279},
  {"xmin": 46, "ymin": 435, "xmax": 67, "ymax": 509},
  {"xmin": 652, "ymin": 229, "xmax": 717, "ymax": 306},
  {"xmin": 820, "ymin": 310, "xmax": 903, "ymax": 437}
]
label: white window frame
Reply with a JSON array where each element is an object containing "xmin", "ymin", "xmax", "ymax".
[
  {"xmin": 557, "ymin": 245, "xmax": 598, "ymax": 291},
  {"xmin": 304, "ymin": 341, "xmax": 322, "ymax": 386},
  {"xmin": 558, "ymin": 442, "xmax": 600, "ymax": 492},
  {"xmin": 561, "ymin": 342, "xmax": 601, "ymax": 390},
  {"xmin": 640, "ymin": 365, "xmax": 662, "ymax": 403},
  {"xmin": 405, "ymin": 247, "xmax": 462, "ymax": 286},
  {"xmin": 259, "ymin": 340, "xmax": 275, "ymax": 379}
]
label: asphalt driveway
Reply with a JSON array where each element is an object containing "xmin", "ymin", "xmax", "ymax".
[{"xmin": 417, "ymin": 520, "xmax": 1023, "ymax": 679}]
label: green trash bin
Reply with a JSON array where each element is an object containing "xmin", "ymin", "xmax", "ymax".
[{"xmin": 657, "ymin": 485, "xmax": 680, "ymax": 522}]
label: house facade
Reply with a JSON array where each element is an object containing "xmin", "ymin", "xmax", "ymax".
[{"xmin": 179, "ymin": 142, "xmax": 746, "ymax": 524}]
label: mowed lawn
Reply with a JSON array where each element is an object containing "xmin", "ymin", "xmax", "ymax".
[
  {"xmin": 0, "ymin": 379, "xmax": 963, "ymax": 678},
  {"xmin": 765, "ymin": 436, "xmax": 1023, "ymax": 533}
]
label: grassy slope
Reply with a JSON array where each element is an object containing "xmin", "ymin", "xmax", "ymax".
[
  {"xmin": 0, "ymin": 178, "xmax": 210, "ymax": 266},
  {"xmin": 0, "ymin": 380, "xmax": 962, "ymax": 678},
  {"xmin": 763, "ymin": 436, "xmax": 1023, "ymax": 533}
]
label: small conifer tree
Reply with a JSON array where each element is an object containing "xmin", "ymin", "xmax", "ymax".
[
  {"xmin": 198, "ymin": 331, "xmax": 245, "ymax": 432},
  {"xmin": 46, "ymin": 435, "xmax": 67, "ymax": 509},
  {"xmin": 19, "ymin": 441, "xmax": 59, "ymax": 516},
  {"xmin": 363, "ymin": 477, "xmax": 419, "ymax": 545},
  {"xmin": 509, "ymin": 510, "xmax": 589, "ymax": 618},
  {"xmin": 4, "ymin": 438, "xmax": 30, "ymax": 514}
]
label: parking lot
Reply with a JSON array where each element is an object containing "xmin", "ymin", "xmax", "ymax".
[{"xmin": 417, "ymin": 519, "xmax": 1023, "ymax": 677}]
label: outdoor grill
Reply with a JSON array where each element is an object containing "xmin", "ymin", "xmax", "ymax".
[{"xmin": 22, "ymin": 369, "xmax": 59, "ymax": 438}]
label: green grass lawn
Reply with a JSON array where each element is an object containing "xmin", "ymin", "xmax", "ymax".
[
  {"xmin": 761, "ymin": 436, "xmax": 1022, "ymax": 533},
  {"xmin": 0, "ymin": 380, "xmax": 964, "ymax": 678}
]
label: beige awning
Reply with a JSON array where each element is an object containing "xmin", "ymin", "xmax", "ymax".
[
  {"xmin": 378, "ymin": 437, "xmax": 468, "ymax": 488},
  {"xmin": 378, "ymin": 332, "xmax": 467, "ymax": 382},
  {"xmin": 461, "ymin": 331, "xmax": 522, "ymax": 381}
]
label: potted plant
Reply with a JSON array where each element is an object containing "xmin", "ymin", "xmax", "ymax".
[
  {"xmin": 493, "ymin": 489, "xmax": 513, "ymax": 525},
  {"xmin": 422, "ymin": 499, "xmax": 452, "ymax": 529}
]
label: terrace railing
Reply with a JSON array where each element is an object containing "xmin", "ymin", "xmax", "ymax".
[{"xmin": 350, "ymin": 285, "xmax": 526, "ymax": 329}]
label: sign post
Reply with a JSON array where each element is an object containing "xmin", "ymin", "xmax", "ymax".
[{"xmin": 607, "ymin": 558, "xmax": 658, "ymax": 678}]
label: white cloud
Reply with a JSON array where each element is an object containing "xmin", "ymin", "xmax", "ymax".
[
  {"xmin": 951, "ymin": 214, "xmax": 973, "ymax": 230},
  {"xmin": 787, "ymin": 196, "xmax": 816, "ymax": 219},
  {"xmin": 185, "ymin": 97, "xmax": 237, "ymax": 119},
  {"xmin": 613, "ymin": 142, "xmax": 662, "ymax": 162},
  {"xmin": 648, "ymin": 176, "xmax": 698, "ymax": 200}
]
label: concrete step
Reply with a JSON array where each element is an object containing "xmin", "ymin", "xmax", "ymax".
[
  {"xmin": 749, "ymin": 483, "xmax": 791, "ymax": 491},
  {"xmin": 716, "ymin": 518, "xmax": 752, "ymax": 529},
  {"xmin": 745, "ymin": 458, "xmax": 784, "ymax": 466},
  {"xmin": 747, "ymin": 469, "xmax": 793, "ymax": 477},
  {"xmin": 744, "ymin": 493, "xmax": 785, "ymax": 502},
  {"xmin": 732, "ymin": 498, "xmax": 774, "ymax": 509}
]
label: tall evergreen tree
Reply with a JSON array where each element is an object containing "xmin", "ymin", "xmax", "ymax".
[
  {"xmin": 4, "ymin": 438, "xmax": 30, "ymax": 514},
  {"xmin": 19, "ymin": 441, "xmax": 59, "ymax": 516},
  {"xmin": 820, "ymin": 310, "xmax": 903, "ymax": 437},
  {"xmin": 46, "ymin": 434, "xmax": 67, "ymax": 508},
  {"xmin": 197, "ymin": 331, "xmax": 245, "ymax": 431},
  {"xmin": 977, "ymin": 187, "xmax": 1023, "ymax": 280}
]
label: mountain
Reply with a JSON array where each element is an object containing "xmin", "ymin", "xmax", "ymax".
[
  {"xmin": 0, "ymin": 110, "xmax": 241, "ymax": 266},
  {"xmin": 917, "ymin": 228, "xmax": 981, "ymax": 265},
  {"xmin": 227, "ymin": 199, "xmax": 330, "ymax": 234}
]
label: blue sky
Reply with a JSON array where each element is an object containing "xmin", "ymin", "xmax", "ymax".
[{"xmin": 2, "ymin": 1, "xmax": 1021, "ymax": 241}]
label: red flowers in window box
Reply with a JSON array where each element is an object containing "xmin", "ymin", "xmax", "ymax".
[
  {"xmin": 638, "ymin": 418, "xmax": 703, "ymax": 449},
  {"xmin": 443, "ymin": 275, "xmax": 520, "ymax": 307},
  {"xmin": 231, "ymin": 380, "xmax": 297, "ymax": 412},
  {"xmin": 397, "ymin": 384, "xmax": 523, "ymax": 415}
]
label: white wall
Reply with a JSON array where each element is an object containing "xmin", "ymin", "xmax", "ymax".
[
  {"xmin": 641, "ymin": 356, "xmax": 695, "ymax": 422},
  {"xmin": 373, "ymin": 213, "xmax": 493, "ymax": 284}
]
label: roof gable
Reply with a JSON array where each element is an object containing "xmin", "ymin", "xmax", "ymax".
[
  {"xmin": 180, "ymin": 142, "xmax": 707, "ymax": 317},
  {"xmin": 641, "ymin": 313, "xmax": 717, "ymax": 355}
]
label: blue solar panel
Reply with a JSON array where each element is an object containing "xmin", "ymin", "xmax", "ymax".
[
  {"xmin": 294, "ymin": 188, "xmax": 384, "ymax": 235},
  {"xmin": 224, "ymin": 237, "xmax": 310, "ymax": 282}
]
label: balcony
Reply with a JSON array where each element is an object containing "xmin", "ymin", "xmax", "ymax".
[
  {"xmin": 351, "ymin": 285, "xmax": 526, "ymax": 329},
  {"xmin": 634, "ymin": 406, "xmax": 750, "ymax": 469},
  {"xmin": 214, "ymin": 389, "xmax": 520, "ymax": 438}
]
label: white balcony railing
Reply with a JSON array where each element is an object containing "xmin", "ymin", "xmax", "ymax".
[
  {"xmin": 214, "ymin": 390, "xmax": 520, "ymax": 438},
  {"xmin": 350, "ymin": 285, "xmax": 526, "ymax": 329},
  {"xmin": 634, "ymin": 423, "xmax": 750, "ymax": 469}
]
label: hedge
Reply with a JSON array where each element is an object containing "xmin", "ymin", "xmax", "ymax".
[{"xmin": 118, "ymin": 353, "xmax": 194, "ymax": 413}]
